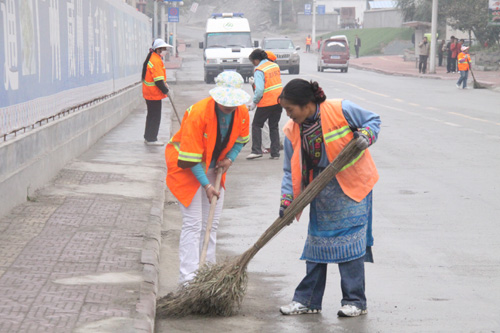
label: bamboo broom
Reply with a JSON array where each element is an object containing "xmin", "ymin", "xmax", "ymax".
[{"xmin": 156, "ymin": 138, "xmax": 363, "ymax": 317}]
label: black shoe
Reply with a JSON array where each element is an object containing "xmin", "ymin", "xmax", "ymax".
[{"xmin": 269, "ymin": 156, "xmax": 280, "ymax": 160}]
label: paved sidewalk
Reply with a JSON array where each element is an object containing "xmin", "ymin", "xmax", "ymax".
[
  {"xmin": 0, "ymin": 49, "xmax": 182, "ymax": 332},
  {"xmin": 350, "ymin": 55, "xmax": 500, "ymax": 91}
]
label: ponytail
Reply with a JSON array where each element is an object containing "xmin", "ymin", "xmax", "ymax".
[{"xmin": 141, "ymin": 49, "xmax": 154, "ymax": 81}]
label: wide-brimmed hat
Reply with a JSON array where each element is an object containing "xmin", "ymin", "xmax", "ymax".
[
  {"xmin": 152, "ymin": 38, "xmax": 171, "ymax": 50},
  {"xmin": 209, "ymin": 72, "xmax": 251, "ymax": 107},
  {"xmin": 461, "ymin": 45, "xmax": 469, "ymax": 51}
]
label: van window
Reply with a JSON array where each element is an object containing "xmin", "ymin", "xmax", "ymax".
[
  {"xmin": 324, "ymin": 41, "xmax": 347, "ymax": 52},
  {"xmin": 207, "ymin": 32, "xmax": 252, "ymax": 48},
  {"xmin": 262, "ymin": 40, "xmax": 295, "ymax": 50}
]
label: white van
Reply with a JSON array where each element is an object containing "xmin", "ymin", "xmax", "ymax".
[{"xmin": 199, "ymin": 13, "xmax": 258, "ymax": 83}]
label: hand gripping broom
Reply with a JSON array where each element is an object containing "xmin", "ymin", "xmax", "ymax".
[{"xmin": 156, "ymin": 138, "xmax": 364, "ymax": 317}]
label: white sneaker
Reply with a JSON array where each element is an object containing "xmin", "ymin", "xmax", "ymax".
[
  {"xmin": 144, "ymin": 140, "xmax": 164, "ymax": 146},
  {"xmin": 246, "ymin": 153, "xmax": 263, "ymax": 159},
  {"xmin": 337, "ymin": 304, "xmax": 367, "ymax": 317},
  {"xmin": 280, "ymin": 301, "xmax": 321, "ymax": 315},
  {"xmin": 456, "ymin": 84, "xmax": 461, "ymax": 89}
]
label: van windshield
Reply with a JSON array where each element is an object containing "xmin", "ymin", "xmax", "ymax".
[
  {"xmin": 262, "ymin": 40, "xmax": 295, "ymax": 50},
  {"xmin": 324, "ymin": 41, "xmax": 347, "ymax": 52},
  {"xmin": 207, "ymin": 32, "xmax": 252, "ymax": 48}
]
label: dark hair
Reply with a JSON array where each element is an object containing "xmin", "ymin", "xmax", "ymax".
[
  {"xmin": 249, "ymin": 48, "xmax": 268, "ymax": 62},
  {"xmin": 278, "ymin": 79, "xmax": 326, "ymax": 106},
  {"xmin": 141, "ymin": 50, "xmax": 154, "ymax": 80}
]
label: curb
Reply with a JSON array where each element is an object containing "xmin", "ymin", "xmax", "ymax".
[
  {"xmin": 350, "ymin": 64, "xmax": 499, "ymax": 90},
  {"xmin": 136, "ymin": 180, "xmax": 165, "ymax": 332}
]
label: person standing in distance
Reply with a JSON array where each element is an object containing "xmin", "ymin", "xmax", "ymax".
[
  {"xmin": 456, "ymin": 45, "xmax": 471, "ymax": 89},
  {"xmin": 246, "ymin": 49, "xmax": 283, "ymax": 160},
  {"xmin": 418, "ymin": 36, "xmax": 430, "ymax": 74},
  {"xmin": 354, "ymin": 35, "xmax": 361, "ymax": 58},
  {"xmin": 165, "ymin": 72, "xmax": 250, "ymax": 284},
  {"xmin": 141, "ymin": 38, "xmax": 170, "ymax": 146},
  {"xmin": 278, "ymin": 79, "xmax": 381, "ymax": 318}
]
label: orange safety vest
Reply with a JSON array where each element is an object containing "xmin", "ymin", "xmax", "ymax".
[
  {"xmin": 165, "ymin": 97, "xmax": 250, "ymax": 207},
  {"xmin": 142, "ymin": 52, "xmax": 167, "ymax": 100},
  {"xmin": 255, "ymin": 61, "xmax": 283, "ymax": 107},
  {"xmin": 306, "ymin": 37, "xmax": 312, "ymax": 45},
  {"xmin": 457, "ymin": 52, "xmax": 471, "ymax": 71},
  {"xmin": 283, "ymin": 99, "xmax": 379, "ymax": 206}
]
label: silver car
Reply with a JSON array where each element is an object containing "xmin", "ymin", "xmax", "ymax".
[{"xmin": 261, "ymin": 37, "xmax": 300, "ymax": 74}]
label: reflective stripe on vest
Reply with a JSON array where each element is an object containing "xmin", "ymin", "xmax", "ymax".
[
  {"xmin": 283, "ymin": 99, "xmax": 379, "ymax": 205},
  {"xmin": 255, "ymin": 61, "xmax": 283, "ymax": 107},
  {"xmin": 165, "ymin": 97, "xmax": 250, "ymax": 207}
]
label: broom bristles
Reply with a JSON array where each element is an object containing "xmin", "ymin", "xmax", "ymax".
[{"xmin": 156, "ymin": 139, "xmax": 362, "ymax": 317}]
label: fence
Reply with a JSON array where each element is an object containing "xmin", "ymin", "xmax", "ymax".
[{"xmin": 0, "ymin": 0, "xmax": 151, "ymax": 138}]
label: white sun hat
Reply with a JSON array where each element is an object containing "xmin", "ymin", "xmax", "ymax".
[
  {"xmin": 209, "ymin": 72, "xmax": 251, "ymax": 107},
  {"xmin": 152, "ymin": 38, "xmax": 171, "ymax": 50}
]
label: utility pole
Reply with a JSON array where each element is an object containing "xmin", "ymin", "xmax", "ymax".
[
  {"xmin": 429, "ymin": 0, "xmax": 438, "ymax": 73},
  {"xmin": 160, "ymin": 2, "xmax": 165, "ymax": 41},
  {"xmin": 279, "ymin": 0, "xmax": 282, "ymax": 27},
  {"xmin": 153, "ymin": 0, "xmax": 158, "ymax": 38},
  {"xmin": 312, "ymin": 0, "xmax": 317, "ymax": 48}
]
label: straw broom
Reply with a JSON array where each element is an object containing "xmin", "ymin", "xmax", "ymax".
[{"xmin": 156, "ymin": 138, "xmax": 363, "ymax": 317}]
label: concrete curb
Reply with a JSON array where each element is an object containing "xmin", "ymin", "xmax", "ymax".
[
  {"xmin": 350, "ymin": 63, "xmax": 499, "ymax": 91},
  {"xmin": 135, "ymin": 180, "xmax": 166, "ymax": 332}
]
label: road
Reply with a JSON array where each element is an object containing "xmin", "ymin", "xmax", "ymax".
[{"xmin": 156, "ymin": 26, "xmax": 500, "ymax": 333}]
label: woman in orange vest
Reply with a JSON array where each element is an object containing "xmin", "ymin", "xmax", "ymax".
[
  {"xmin": 246, "ymin": 49, "xmax": 283, "ymax": 160},
  {"xmin": 142, "ymin": 38, "xmax": 170, "ymax": 146},
  {"xmin": 165, "ymin": 71, "xmax": 250, "ymax": 284},
  {"xmin": 456, "ymin": 46, "xmax": 471, "ymax": 89},
  {"xmin": 277, "ymin": 79, "xmax": 381, "ymax": 318},
  {"xmin": 306, "ymin": 35, "xmax": 312, "ymax": 53}
]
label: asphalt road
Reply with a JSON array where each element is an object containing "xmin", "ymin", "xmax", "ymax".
[{"xmin": 156, "ymin": 26, "xmax": 500, "ymax": 333}]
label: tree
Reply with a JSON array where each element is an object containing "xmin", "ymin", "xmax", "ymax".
[
  {"xmin": 397, "ymin": 0, "xmax": 500, "ymax": 45},
  {"xmin": 441, "ymin": 0, "xmax": 500, "ymax": 45}
]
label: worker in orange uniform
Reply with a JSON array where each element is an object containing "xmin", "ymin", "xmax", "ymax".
[
  {"xmin": 165, "ymin": 71, "xmax": 250, "ymax": 284},
  {"xmin": 305, "ymin": 34, "xmax": 312, "ymax": 53},
  {"xmin": 456, "ymin": 45, "xmax": 471, "ymax": 89},
  {"xmin": 246, "ymin": 49, "xmax": 283, "ymax": 160},
  {"xmin": 141, "ymin": 38, "xmax": 171, "ymax": 145}
]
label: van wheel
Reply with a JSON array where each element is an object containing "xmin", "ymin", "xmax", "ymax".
[
  {"xmin": 344, "ymin": 68, "xmax": 348, "ymax": 73},
  {"xmin": 204, "ymin": 73, "xmax": 214, "ymax": 84},
  {"xmin": 290, "ymin": 66, "xmax": 300, "ymax": 75},
  {"xmin": 317, "ymin": 66, "xmax": 320, "ymax": 72},
  {"xmin": 320, "ymin": 67, "xmax": 324, "ymax": 72}
]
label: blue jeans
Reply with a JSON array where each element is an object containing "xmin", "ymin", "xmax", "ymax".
[
  {"xmin": 457, "ymin": 70, "xmax": 469, "ymax": 88},
  {"xmin": 292, "ymin": 257, "xmax": 366, "ymax": 310}
]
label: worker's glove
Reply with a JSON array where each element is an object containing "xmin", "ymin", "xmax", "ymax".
[
  {"xmin": 353, "ymin": 127, "xmax": 375, "ymax": 150},
  {"xmin": 248, "ymin": 76, "xmax": 255, "ymax": 85},
  {"xmin": 247, "ymin": 102, "xmax": 257, "ymax": 111},
  {"xmin": 279, "ymin": 194, "xmax": 293, "ymax": 218}
]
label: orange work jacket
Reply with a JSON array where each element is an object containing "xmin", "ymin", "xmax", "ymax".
[
  {"xmin": 255, "ymin": 61, "xmax": 283, "ymax": 107},
  {"xmin": 283, "ymin": 99, "xmax": 379, "ymax": 205},
  {"xmin": 306, "ymin": 37, "xmax": 312, "ymax": 45},
  {"xmin": 457, "ymin": 52, "xmax": 471, "ymax": 71},
  {"xmin": 142, "ymin": 52, "xmax": 167, "ymax": 100},
  {"xmin": 165, "ymin": 97, "xmax": 250, "ymax": 207}
]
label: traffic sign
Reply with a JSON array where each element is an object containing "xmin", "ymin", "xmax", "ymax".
[
  {"xmin": 305, "ymin": 4, "xmax": 311, "ymax": 15},
  {"xmin": 317, "ymin": 5, "xmax": 325, "ymax": 15},
  {"xmin": 168, "ymin": 7, "xmax": 179, "ymax": 22}
]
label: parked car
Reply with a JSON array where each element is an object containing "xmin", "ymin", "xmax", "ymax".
[
  {"xmin": 261, "ymin": 37, "xmax": 301, "ymax": 74},
  {"xmin": 317, "ymin": 35, "xmax": 350, "ymax": 73}
]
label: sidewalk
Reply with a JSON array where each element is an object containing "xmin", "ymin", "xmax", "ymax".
[
  {"xmin": 350, "ymin": 55, "xmax": 500, "ymax": 91},
  {"xmin": 0, "ymin": 61, "xmax": 183, "ymax": 331}
]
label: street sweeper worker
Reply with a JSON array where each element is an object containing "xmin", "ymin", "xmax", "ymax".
[
  {"xmin": 142, "ymin": 38, "xmax": 171, "ymax": 146},
  {"xmin": 165, "ymin": 71, "xmax": 250, "ymax": 285},
  {"xmin": 246, "ymin": 49, "xmax": 283, "ymax": 160},
  {"xmin": 456, "ymin": 46, "xmax": 471, "ymax": 89},
  {"xmin": 277, "ymin": 79, "xmax": 381, "ymax": 318}
]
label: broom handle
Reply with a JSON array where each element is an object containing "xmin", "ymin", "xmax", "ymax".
[
  {"xmin": 251, "ymin": 138, "xmax": 362, "ymax": 253},
  {"xmin": 168, "ymin": 94, "xmax": 182, "ymax": 125},
  {"xmin": 199, "ymin": 167, "xmax": 223, "ymax": 267}
]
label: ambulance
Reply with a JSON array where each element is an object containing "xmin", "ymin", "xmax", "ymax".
[{"xmin": 199, "ymin": 13, "xmax": 258, "ymax": 83}]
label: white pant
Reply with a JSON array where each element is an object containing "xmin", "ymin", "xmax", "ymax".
[{"xmin": 178, "ymin": 168, "xmax": 225, "ymax": 284}]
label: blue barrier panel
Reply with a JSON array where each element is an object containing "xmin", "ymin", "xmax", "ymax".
[{"xmin": 0, "ymin": 0, "xmax": 151, "ymax": 136}]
